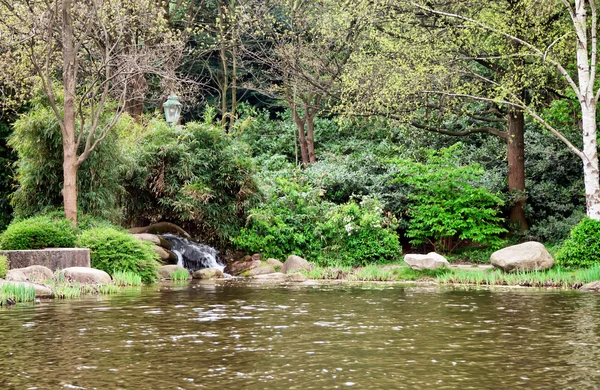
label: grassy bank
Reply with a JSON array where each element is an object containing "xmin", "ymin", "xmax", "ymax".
[{"xmin": 296, "ymin": 263, "xmax": 600, "ymax": 289}]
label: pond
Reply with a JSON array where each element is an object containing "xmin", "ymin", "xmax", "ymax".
[{"xmin": 1, "ymin": 281, "xmax": 599, "ymax": 389}]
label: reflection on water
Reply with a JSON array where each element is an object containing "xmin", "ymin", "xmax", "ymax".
[{"xmin": 0, "ymin": 282, "xmax": 599, "ymax": 389}]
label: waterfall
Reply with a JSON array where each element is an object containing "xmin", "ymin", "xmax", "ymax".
[{"xmin": 160, "ymin": 234, "xmax": 224, "ymax": 272}]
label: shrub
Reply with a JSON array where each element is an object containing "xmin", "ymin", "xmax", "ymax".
[
  {"xmin": 233, "ymin": 176, "xmax": 400, "ymax": 267},
  {"xmin": 0, "ymin": 255, "xmax": 7, "ymax": 278},
  {"xmin": 392, "ymin": 144, "xmax": 506, "ymax": 253},
  {"xmin": 315, "ymin": 197, "xmax": 401, "ymax": 267},
  {"xmin": 125, "ymin": 120, "xmax": 260, "ymax": 247},
  {"xmin": 9, "ymin": 90, "xmax": 134, "ymax": 222},
  {"xmin": 0, "ymin": 215, "xmax": 76, "ymax": 250},
  {"xmin": 76, "ymin": 227, "xmax": 160, "ymax": 284},
  {"xmin": 555, "ymin": 218, "xmax": 600, "ymax": 268}
]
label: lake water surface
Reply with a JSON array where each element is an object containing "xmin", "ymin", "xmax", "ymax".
[{"xmin": 1, "ymin": 281, "xmax": 599, "ymax": 389}]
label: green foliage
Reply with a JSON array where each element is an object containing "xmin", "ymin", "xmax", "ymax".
[
  {"xmin": 233, "ymin": 177, "xmax": 324, "ymax": 260},
  {"xmin": 112, "ymin": 271, "xmax": 143, "ymax": 286},
  {"xmin": 76, "ymin": 227, "xmax": 160, "ymax": 284},
  {"xmin": 0, "ymin": 215, "xmax": 76, "ymax": 250},
  {"xmin": 8, "ymin": 92, "xmax": 134, "ymax": 222},
  {"xmin": 392, "ymin": 144, "xmax": 506, "ymax": 253},
  {"xmin": 0, "ymin": 255, "xmax": 7, "ymax": 278},
  {"xmin": 233, "ymin": 175, "xmax": 400, "ymax": 267},
  {"xmin": 555, "ymin": 218, "xmax": 600, "ymax": 268},
  {"xmin": 315, "ymin": 197, "xmax": 400, "ymax": 267},
  {"xmin": 0, "ymin": 119, "xmax": 16, "ymax": 230},
  {"xmin": 169, "ymin": 268, "xmax": 190, "ymax": 281},
  {"xmin": 125, "ymin": 119, "xmax": 260, "ymax": 247},
  {"xmin": 0, "ymin": 283, "xmax": 36, "ymax": 305}
]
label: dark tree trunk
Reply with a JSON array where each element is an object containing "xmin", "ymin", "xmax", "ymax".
[
  {"xmin": 507, "ymin": 108, "xmax": 528, "ymax": 232},
  {"xmin": 306, "ymin": 113, "xmax": 317, "ymax": 163}
]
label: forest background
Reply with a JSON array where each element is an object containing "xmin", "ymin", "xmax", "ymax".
[{"xmin": 0, "ymin": 0, "xmax": 598, "ymax": 270}]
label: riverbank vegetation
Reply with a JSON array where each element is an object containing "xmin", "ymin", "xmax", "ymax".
[{"xmin": 0, "ymin": 0, "xmax": 599, "ymax": 288}]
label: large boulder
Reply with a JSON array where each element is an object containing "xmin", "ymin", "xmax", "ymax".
[
  {"xmin": 6, "ymin": 265, "xmax": 53, "ymax": 283},
  {"xmin": 0, "ymin": 280, "xmax": 53, "ymax": 298},
  {"xmin": 266, "ymin": 258, "xmax": 283, "ymax": 269},
  {"xmin": 491, "ymin": 242, "xmax": 554, "ymax": 272},
  {"xmin": 133, "ymin": 233, "xmax": 172, "ymax": 250},
  {"xmin": 192, "ymin": 268, "xmax": 224, "ymax": 280},
  {"xmin": 61, "ymin": 267, "xmax": 111, "ymax": 285},
  {"xmin": 224, "ymin": 256, "xmax": 261, "ymax": 276},
  {"xmin": 580, "ymin": 281, "xmax": 600, "ymax": 292},
  {"xmin": 404, "ymin": 252, "xmax": 450, "ymax": 270},
  {"xmin": 129, "ymin": 222, "xmax": 191, "ymax": 238},
  {"xmin": 158, "ymin": 265, "xmax": 189, "ymax": 279},
  {"xmin": 245, "ymin": 264, "xmax": 276, "ymax": 277},
  {"xmin": 281, "ymin": 255, "xmax": 312, "ymax": 274},
  {"xmin": 154, "ymin": 246, "xmax": 178, "ymax": 264}
]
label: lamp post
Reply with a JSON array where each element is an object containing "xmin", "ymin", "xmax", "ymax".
[{"xmin": 163, "ymin": 94, "xmax": 182, "ymax": 125}]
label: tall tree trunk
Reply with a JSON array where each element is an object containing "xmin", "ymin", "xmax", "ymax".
[
  {"xmin": 124, "ymin": 73, "xmax": 146, "ymax": 119},
  {"xmin": 575, "ymin": 0, "xmax": 600, "ymax": 219},
  {"xmin": 306, "ymin": 113, "xmax": 317, "ymax": 163},
  {"xmin": 219, "ymin": 4, "xmax": 229, "ymax": 127},
  {"xmin": 507, "ymin": 109, "xmax": 527, "ymax": 231},
  {"xmin": 62, "ymin": 0, "xmax": 78, "ymax": 226},
  {"xmin": 581, "ymin": 105, "xmax": 600, "ymax": 218},
  {"xmin": 229, "ymin": 41, "xmax": 237, "ymax": 128},
  {"xmin": 292, "ymin": 110, "xmax": 309, "ymax": 164}
]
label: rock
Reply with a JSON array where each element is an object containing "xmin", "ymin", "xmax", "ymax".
[
  {"xmin": 129, "ymin": 222, "xmax": 191, "ymax": 238},
  {"xmin": 266, "ymin": 258, "xmax": 283, "ymax": 269},
  {"xmin": 404, "ymin": 252, "xmax": 450, "ymax": 270},
  {"xmin": 5, "ymin": 270, "xmax": 28, "ymax": 282},
  {"xmin": 286, "ymin": 273, "xmax": 307, "ymax": 282},
  {"xmin": 224, "ymin": 258, "xmax": 261, "ymax": 276},
  {"xmin": 154, "ymin": 246, "xmax": 178, "ymax": 264},
  {"xmin": 251, "ymin": 253, "xmax": 263, "ymax": 262},
  {"xmin": 580, "ymin": 281, "xmax": 600, "ymax": 292},
  {"xmin": 158, "ymin": 265, "xmax": 189, "ymax": 279},
  {"xmin": 133, "ymin": 234, "xmax": 172, "ymax": 250},
  {"xmin": 6, "ymin": 265, "xmax": 53, "ymax": 282},
  {"xmin": 61, "ymin": 267, "xmax": 112, "ymax": 285},
  {"xmin": 491, "ymin": 242, "xmax": 554, "ymax": 272},
  {"xmin": 0, "ymin": 280, "xmax": 53, "ymax": 299},
  {"xmin": 192, "ymin": 268, "xmax": 224, "ymax": 280},
  {"xmin": 245, "ymin": 264, "xmax": 276, "ymax": 276},
  {"xmin": 281, "ymin": 255, "xmax": 312, "ymax": 274}
]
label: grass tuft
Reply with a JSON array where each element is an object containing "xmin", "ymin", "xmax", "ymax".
[
  {"xmin": 170, "ymin": 268, "xmax": 190, "ymax": 281},
  {"xmin": 112, "ymin": 271, "xmax": 143, "ymax": 286}
]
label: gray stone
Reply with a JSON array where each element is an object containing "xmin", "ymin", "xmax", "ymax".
[
  {"xmin": 580, "ymin": 281, "xmax": 600, "ymax": 292},
  {"xmin": 158, "ymin": 265, "xmax": 189, "ymax": 279},
  {"xmin": 266, "ymin": 258, "xmax": 283, "ymax": 269},
  {"xmin": 404, "ymin": 252, "xmax": 450, "ymax": 270},
  {"xmin": 0, "ymin": 280, "xmax": 53, "ymax": 299},
  {"xmin": 245, "ymin": 264, "xmax": 276, "ymax": 276},
  {"xmin": 61, "ymin": 267, "xmax": 111, "ymax": 285},
  {"xmin": 7, "ymin": 265, "xmax": 53, "ymax": 282},
  {"xmin": 224, "ymin": 258, "xmax": 261, "ymax": 276},
  {"xmin": 154, "ymin": 246, "xmax": 178, "ymax": 264},
  {"xmin": 192, "ymin": 268, "xmax": 224, "ymax": 280},
  {"xmin": 491, "ymin": 242, "xmax": 554, "ymax": 272},
  {"xmin": 281, "ymin": 255, "xmax": 312, "ymax": 274},
  {"xmin": 251, "ymin": 253, "xmax": 263, "ymax": 262},
  {"xmin": 0, "ymin": 248, "xmax": 90, "ymax": 271},
  {"xmin": 252, "ymin": 272, "xmax": 287, "ymax": 281},
  {"xmin": 133, "ymin": 233, "xmax": 172, "ymax": 250},
  {"xmin": 286, "ymin": 273, "xmax": 307, "ymax": 282},
  {"xmin": 5, "ymin": 270, "xmax": 27, "ymax": 282}
]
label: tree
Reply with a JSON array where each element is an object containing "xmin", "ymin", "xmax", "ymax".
[
  {"xmin": 339, "ymin": 0, "xmax": 572, "ymax": 231},
  {"xmin": 243, "ymin": 0, "xmax": 370, "ymax": 165},
  {"xmin": 404, "ymin": 0, "xmax": 600, "ymax": 219},
  {"xmin": 0, "ymin": 0, "xmax": 183, "ymax": 225}
]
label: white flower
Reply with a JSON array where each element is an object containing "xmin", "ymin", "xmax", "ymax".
[{"xmin": 344, "ymin": 223, "xmax": 354, "ymax": 235}]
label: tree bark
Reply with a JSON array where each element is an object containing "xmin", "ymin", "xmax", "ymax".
[
  {"xmin": 219, "ymin": 3, "xmax": 229, "ymax": 127},
  {"xmin": 306, "ymin": 112, "xmax": 317, "ymax": 163},
  {"xmin": 292, "ymin": 109, "xmax": 309, "ymax": 164},
  {"xmin": 507, "ymin": 108, "xmax": 528, "ymax": 231},
  {"xmin": 575, "ymin": 0, "xmax": 600, "ymax": 219},
  {"xmin": 62, "ymin": 0, "xmax": 78, "ymax": 226}
]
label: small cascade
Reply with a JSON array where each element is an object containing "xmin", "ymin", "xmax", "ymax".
[{"xmin": 161, "ymin": 234, "xmax": 224, "ymax": 272}]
